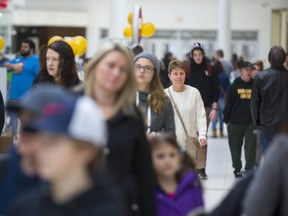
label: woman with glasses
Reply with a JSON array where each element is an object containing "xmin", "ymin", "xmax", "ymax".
[
  {"xmin": 33, "ymin": 40, "xmax": 80, "ymax": 88},
  {"xmin": 133, "ymin": 52, "xmax": 175, "ymax": 139}
]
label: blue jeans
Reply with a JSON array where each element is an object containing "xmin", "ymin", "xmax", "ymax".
[
  {"xmin": 212, "ymin": 98, "xmax": 225, "ymax": 131},
  {"xmin": 7, "ymin": 111, "xmax": 18, "ymax": 135},
  {"xmin": 260, "ymin": 132, "xmax": 271, "ymax": 154}
]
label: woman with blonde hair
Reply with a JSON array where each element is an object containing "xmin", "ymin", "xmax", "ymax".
[
  {"xmin": 84, "ymin": 42, "xmax": 156, "ymax": 216},
  {"xmin": 164, "ymin": 60, "xmax": 207, "ymax": 179},
  {"xmin": 133, "ymin": 52, "xmax": 175, "ymax": 138}
]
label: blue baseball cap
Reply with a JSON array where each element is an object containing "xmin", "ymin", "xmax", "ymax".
[{"xmin": 24, "ymin": 96, "xmax": 107, "ymax": 147}]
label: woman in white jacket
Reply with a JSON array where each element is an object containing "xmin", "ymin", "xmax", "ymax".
[{"xmin": 164, "ymin": 60, "xmax": 207, "ymax": 179}]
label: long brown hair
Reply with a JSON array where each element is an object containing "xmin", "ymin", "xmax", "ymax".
[
  {"xmin": 149, "ymin": 71, "xmax": 166, "ymax": 113},
  {"xmin": 36, "ymin": 40, "xmax": 79, "ymax": 88},
  {"xmin": 84, "ymin": 42, "xmax": 138, "ymax": 117},
  {"xmin": 149, "ymin": 133, "xmax": 202, "ymax": 188},
  {"xmin": 135, "ymin": 57, "xmax": 166, "ymax": 113}
]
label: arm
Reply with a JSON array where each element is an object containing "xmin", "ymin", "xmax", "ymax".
[
  {"xmin": 163, "ymin": 98, "xmax": 175, "ymax": 133},
  {"xmin": 250, "ymin": 76, "xmax": 261, "ymax": 126},
  {"xmin": 209, "ymin": 66, "xmax": 220, "ymax": 121},
  {"xmin": 195, "ymin": 90, "xmax": 207, "ymax": 142},
  {"xmin": 223, "ymin": 86, "xmax": 233, "ymax": 124},
  {"xmin": 244, "ymin": 136, "xmax": 285, "ymax": 216},
  {"xmin": 4, "ymin": 62, "xmax": 23, "ymax": 74},
  {"xmin": 211, "ymin": 66, "xmax": 220, "ymax": 105},
  {"xmin": 135, "ymin": 121, "xmax": 156, "ymax": 216}
]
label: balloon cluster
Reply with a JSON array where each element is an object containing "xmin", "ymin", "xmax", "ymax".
[
  {"xmin": 48, "ymin": 36, "xmax": 88, "ymax": 57},
  {"xmin": 0, "ymin": 36, "xmax": 4, "ymax": 51},
  {"xmin": 123, "ymin": 12, "xmax": 156, "ymax": 38}
]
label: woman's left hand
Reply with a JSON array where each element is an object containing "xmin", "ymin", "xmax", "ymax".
[
  {"xmin": 209, "ymin": 109, "xmax": 217, "ymax": 121},
  {"xmin": 199, "ymin": 138, "xmax": 207, "ymax": 147}
]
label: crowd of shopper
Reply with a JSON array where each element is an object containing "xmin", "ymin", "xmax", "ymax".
[{"xmin": 0, "ymin": 37, "xmax": 287, "ymax": 216}]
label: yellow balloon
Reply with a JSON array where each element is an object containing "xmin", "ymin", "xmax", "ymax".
[
  {"xmin": 64, "ymin": 39, "xmax": 78, "ymax": 56},
  {"xmin": 123, "ymin": 27, "xmax": 133, "ymax": 38},
  {"xmin": 0, "ymin": 36, "xmax": 5, "ymax": 51},
  {"xmin": 72, "ymin": 36, "xmax": 87, "ymax": 57},
  {"xmin": 48, "ymin": 36, "xmax": 63, "ymax": 45},
  {"xmin": 128, "ymin": 12, "xmax": 133, "ymax": 25},
  {"xmin": 141, "ymin": 23, "xmax": 156, "ymax": 37}
]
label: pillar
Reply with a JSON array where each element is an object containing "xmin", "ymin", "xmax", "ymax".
[
  {"xmin": 109, "ymin": 0, "xmax": 128, "ymax": 40},
  {"xmin": 218, "ymin": 0, "xmax": 231, "ymax": 60},
  {"xmin": 281, "ymin": 10, "xmax": 287, "ymax": 50}
]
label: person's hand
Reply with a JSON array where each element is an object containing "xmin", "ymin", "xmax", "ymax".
[
  {"xmin": 199, "ymin": 138, "xmax": 207, "ymax": 147},
  {"xmin": 209, "ymin": 109, "xmax": 217, "ymax": 121},
  {"xmin": 146, "ymin": 132, "xmax": 156, "ymax": 141}
]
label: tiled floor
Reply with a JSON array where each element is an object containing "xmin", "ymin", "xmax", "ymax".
[{"xmin": 202, "ymin": 134, "xmax": 239, "ymax": 212}]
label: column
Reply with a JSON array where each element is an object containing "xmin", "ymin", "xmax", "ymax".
[
  {"xmin": 218, "ymin": 0, "xmax": 231, "ymax": 60},
  {"xmin": 109, "ymin": 0, "xmax": 128, "ymax": 40},
  {"xmin": 281, "ymin": 10, "xmax": 287, "ymax": 50}
]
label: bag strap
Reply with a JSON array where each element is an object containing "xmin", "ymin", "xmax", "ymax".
[{"xmin": 168, "ymin": 88, "xmax": 189, "ymax": 136}]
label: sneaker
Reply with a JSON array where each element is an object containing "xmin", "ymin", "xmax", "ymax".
[
  {"xmin": 220, "ymin": 130, "xmax": 224, "ymax": 138},
  {"xmin": 234, "ymin": 170, "xmax": 243, "ymax": 178},
  {"xmin": 197, "ymin": 168, "xmax": 208, "ymax": 180},
  {"xmin": 242, "ymin": 169, "xmax": 254, "ymax": 176},
  {"xmin": 212, "ymin": 130, "xmax": 217, "ymax": 138}
]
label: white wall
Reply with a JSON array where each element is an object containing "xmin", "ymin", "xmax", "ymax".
[{"xmin": 12, "ymin": 0, "xmax": 288, "ymax": 60}]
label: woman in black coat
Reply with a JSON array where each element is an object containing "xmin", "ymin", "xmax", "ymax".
[{"xmin": 84, "ymin": 42, "xmax": 156, "ymax": 216}]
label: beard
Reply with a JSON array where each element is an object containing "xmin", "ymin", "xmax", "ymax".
[{"xmin": 20, "ymin": 49, "xmax": 31, "ymax": 57}]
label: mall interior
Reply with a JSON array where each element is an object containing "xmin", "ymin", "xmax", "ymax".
[{"xmin": 0, "ymin": 0, "xmax": 288, "ymax": 216}]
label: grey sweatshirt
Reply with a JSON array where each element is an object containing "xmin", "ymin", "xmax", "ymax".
[
  {"xmin": 244, "ymin": 134, "xmax": 288, "ymax": 216},
  {"xmin": 137, "ymin": 91, "xmax": 175, "ymax": 133}
]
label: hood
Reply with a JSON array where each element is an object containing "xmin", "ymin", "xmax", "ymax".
[
  {"xmin": 137, "ymin": 91, "xmax": 150, "ymax": 103},
  {"xmin": 233, "ymin": 77, "xmax": 253, "ymax": 85},
  {"xmin": 155, "ymin": 171, "xmax": 200, "ymax": 198},
  {"xmin": 175, "ymin": 171, "xmax": 200, "ymax": 196}
]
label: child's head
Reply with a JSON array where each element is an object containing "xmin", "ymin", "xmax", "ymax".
[
  {"xmin": 149, "ymin": 133, "xmax": 195, "ymax": 181},
  {"xmin": 239, "ymin": 62, "xmax": 254, "ymax": 81},
  {"xmin": 24, "ymin": 95, "xmax": 107, "ymax": 182}
]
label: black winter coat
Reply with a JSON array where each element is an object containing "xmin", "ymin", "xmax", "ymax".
[
  {"xmin": 8, "ymin": 174, "xmax": 125, "ymax": 216},
  {"xmin": 250, "ymin": 67, "xmax": 288, "ymax": 139},
  {"xmin": 106, "ymin": 111, "xmax": 156, "ymax": 216},
  {"xmin": 186, "ymin": 59, "xmax": 219, "ymax": 107}
]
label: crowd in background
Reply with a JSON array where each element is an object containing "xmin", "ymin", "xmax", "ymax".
[{"xmin": 0, "ymin": 38, "xmax": 287, "ymax": 216}]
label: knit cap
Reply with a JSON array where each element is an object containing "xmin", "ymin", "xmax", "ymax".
[{"xmin": 134, "ymin": 51, "xmax": 160, "ymax": 73}]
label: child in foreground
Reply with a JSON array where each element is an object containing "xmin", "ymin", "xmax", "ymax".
[
  {"xmin": 8, "ymin": 95, "xmax": 125, "ymax": 216},
  {"xmin": 149, "ymin": 133, "xmax": 204, "ymax": 216}
]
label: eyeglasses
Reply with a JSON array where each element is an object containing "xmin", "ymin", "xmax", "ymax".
[{"xmin": 135, "ymin": 64, "xmax": 154, "ymax": 73}]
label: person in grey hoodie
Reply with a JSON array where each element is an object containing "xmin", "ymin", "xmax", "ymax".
[
  {"xmin": 134, "ymin": 52, "xmax": 175, "ymax": 138},
  {"xmin": 244, "ymin": 133, "xmax": 288, "ymax": 216}
]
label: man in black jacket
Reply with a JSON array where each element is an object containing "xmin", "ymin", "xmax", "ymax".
[
  {"xmin": 224, "ymin": 62, "xmax": 256, "ymax": 177},
  {"xmin": 186, "ymin": 42, "xmax": 220, "ymax": 179},
  {"xmin": 250, "ymin": 46, "xmax": 288, "ymax": 153}
]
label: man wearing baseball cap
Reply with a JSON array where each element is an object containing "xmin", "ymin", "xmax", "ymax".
[
  {"xmin": 8, "ymin": 93, "xmax": 125, "ymax": 215},
  {"xmin": 224, "ymin": 62, "xmax": 256, "ymax": 177},
  {"xmin": 0, "ymin": 84, "xmax": 76, "ymax": 215}
]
